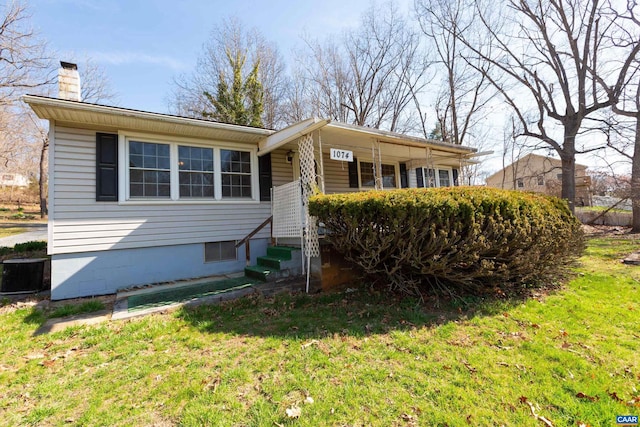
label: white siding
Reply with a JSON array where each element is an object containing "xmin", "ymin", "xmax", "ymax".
[{"xmin": 52, "ymin": 126, "xmax": 272, "ymax": 254}]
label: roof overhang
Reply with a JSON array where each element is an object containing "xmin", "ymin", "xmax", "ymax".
[
  {"xmin": 23, "ymin": 95, "xmax": 274, "ymax": 144},
  {"xmin": 257, "ymin": 117, "xmax": 330, "ymax": 155}
]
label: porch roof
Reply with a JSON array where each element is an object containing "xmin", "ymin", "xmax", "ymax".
[{"xmin": 258, "ymin": 120, "xmax": 479, "ymax": 167}]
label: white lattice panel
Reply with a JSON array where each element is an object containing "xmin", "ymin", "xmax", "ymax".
[
  {"xmin": 299, "ymin": 133, "xmax": 320, "ymax": 257},
  {"xmin": 272, "ymin": 179, "xmax": 303, "ymax": 238}
]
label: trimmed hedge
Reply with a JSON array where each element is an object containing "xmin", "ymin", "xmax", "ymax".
[{"xmin": 309, "ymin": 187, "xmax": 584, "ymax": 296}]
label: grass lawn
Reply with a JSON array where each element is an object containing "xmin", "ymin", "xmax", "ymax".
[{"xmin": 0, "ymin": 236, "xmax": 638, "ymax": 426}]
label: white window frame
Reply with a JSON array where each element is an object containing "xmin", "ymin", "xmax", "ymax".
[
  {"xmin": 117, "ymin": 132, "xmax": 259, "ymax": 204},
  {"xmin": 420, "ymin": 167, "xmax": 454, "ymax": 188},
  {"xmin": 357, "ymin": 159, "xmax": 399, "ymax": 189}
]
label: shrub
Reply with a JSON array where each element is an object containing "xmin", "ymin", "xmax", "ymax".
[
  {"xmin": 309, "ymin": 187, "xmax": 584, "ymax": 297},
  {"xmin": 13, "ymin": 241, "xmax": 47, "ymax": 253}
]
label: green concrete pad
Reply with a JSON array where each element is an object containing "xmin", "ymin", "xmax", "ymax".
[{"xmin": 127, "ymin": 276, "xmax": 257, "ymax": 312}]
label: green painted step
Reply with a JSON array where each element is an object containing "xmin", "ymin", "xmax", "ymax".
[
  {"xmin": 127, "ymin": 276, "xmax": 258, "ymax": 312},
  {"xmin": 257, "ymin": 255, "xmax": 284, "ymax": 269},
  {"xmin": 266, "ymin": 246, "xmax": 298, "ymax": 260},
  {"xmin": 244, "ymin": 264, "xmax": 280, "ymax": 282}
]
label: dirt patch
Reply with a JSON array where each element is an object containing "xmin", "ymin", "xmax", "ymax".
[{"xmin": 0, "ymin": 293, "xmax": 116, "ymax": 316}]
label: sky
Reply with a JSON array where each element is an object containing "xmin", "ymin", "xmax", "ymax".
[
  {"xmin": 27, "ymin": 0, "xmax": 625, "ymax": 175},
  {"xmin": 30, "ymin": 0, "xmax": 411, "ymax": 113}
]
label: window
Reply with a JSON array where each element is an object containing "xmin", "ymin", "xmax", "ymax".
[
  {"xmin": 179, "ymin": 146, "xmax": 214, "ymax": 198},
  {"xmin": 517, "ymin": 178, "xmax": 524, "ymax": 188},
  {"xmin": 425, "ymin": 168, "xmax": 436, "ymax": 187},
  {"xmin": 556, "ymin": 173, "xmax": 563, "ymax": 180},
  {"xmin": 381, "ymin": 164, "xmax": 397, "ymax": 188},
  {"xmin": 438, "ymin": 169, "xmax": 451, "ymax": 187},
  {"xmin": 204, "ymin": 241, "xmax": 237, "ymax": 262},
  {"xmin": 125, "ymin": 137, "xmax": 255, "ymax": 202},
  {"xmin": 537, "ymin": 175, "xmax": 544, "ymax": 186},
  {"xmin": 221, "ymin": 150, "xmax": 252, "ymax": 198},
  {"xmin": 360, "ymin": 162, "xmax": 375, "ymax": 187},
  {"xmin": 421, "ymin": 168, "xmax": 452, "ymax": 187},
  {"xmin": 129, "ymin": 141, "xmax": 171, "ymax": 198},
  {"xmin": 359, "ymin": 162, "xmax": 397, "ymax": 188}
]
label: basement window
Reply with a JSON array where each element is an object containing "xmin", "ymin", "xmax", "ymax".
[{"xmin": 204, "ymin": 241, "xmax": 237, "ymax": 262}]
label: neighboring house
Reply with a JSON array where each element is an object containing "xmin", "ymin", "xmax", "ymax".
[
  {"xmin": 0, "ymin": 173, "xmax": 29, "ymax": 187},
  {"xmin": 485, "ymin": 153, "xmax": 591, "ymax": 205},
  {"xmin": 24, "ymin": 63, "xmax": 478, "ymax": 300}
]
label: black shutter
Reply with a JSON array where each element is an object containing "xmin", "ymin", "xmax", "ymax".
[
  {"xmin": 416, "ymin": 168, "xmax": 424, "ymax": 188},
  {"xmin": 399, "ymin": 163, "xmax": 408, "ymax": 188},
  {"xmin": 348, "ymin": 158, "xmax": 359, "ymax": 188},
  {"xmin": 258, "ymin": 153, "xmax": 272, "ymax": 201},
  {"xmin": 96, "ymin": 133, "xmax": 118, "ymax": 201},
  {"xmin": 452, "ymin": 168, "xmax": 459, "ymax": 186}
]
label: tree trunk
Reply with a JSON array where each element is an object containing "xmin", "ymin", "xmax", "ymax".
[
  {"xmin": 560, "ymin": 127, "xmax": 578, "ymax": 213},
  {"xmin": 39, "ymin": 139, "xmax": 48, "ymax": 218},
  {"xmin": 632, "ymin": 115, "xmax": 640, "ymax": 232}
]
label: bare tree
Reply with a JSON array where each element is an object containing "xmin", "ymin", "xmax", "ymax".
[
  {"xmin": 415, "ymin": 0, "xmax": 496, "ymax": 146},
  {"xmin": 168, "ymin": 17, "xmax": 287, "ymax": 128},
  {"xmin": 297, "ymin": 2, "xmax": 430, "ymax": 132},
  {"xmin": 0, "ymin": 1, "xmax": 53, "ymax": 106},
  {"xmin": 77, "ymin": 57, "xmax": 118, "ymax": 104},
  {"xmin": 459, "ymin": 0, "xmax": 640, "ymax": 211}
]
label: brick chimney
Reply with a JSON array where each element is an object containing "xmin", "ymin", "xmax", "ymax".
[{"xmin": 58, "ymin": 61, "xmax": 81, "ymax": 101}]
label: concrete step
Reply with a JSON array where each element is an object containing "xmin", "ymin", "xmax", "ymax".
[
  {"xmin": 256, "ymin": 255, "xmax": 284, "ymax": 269},
  {"xmin": 266, "ymin": 246, "xmax": 298, "ymax": 260}
]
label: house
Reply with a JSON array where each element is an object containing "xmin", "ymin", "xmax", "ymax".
[
  {"xmin": 0, "ymin": 172, "xmax": 29, "ymax": 187},
  {"xmin": 485, "ymin": 153, "xmax": 591, "ymax": 205},
  {"xmin": 24, "ymin": 63, "xmax": 478, "ymax": 300}
]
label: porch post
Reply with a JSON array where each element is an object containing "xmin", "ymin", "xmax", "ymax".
[{"xmin": 317, "ymin": 130, "xmax": 326, "ymax": 194}]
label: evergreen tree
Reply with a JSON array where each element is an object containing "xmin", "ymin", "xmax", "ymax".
[{"xmin": 202, "ymin": 49, "xmax": 263, "ymax": 127}]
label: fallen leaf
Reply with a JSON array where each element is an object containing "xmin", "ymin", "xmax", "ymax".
[
  {"xmin": 575, "ymin": 392, "xmax": 598, "ymax": 402},
  {"xmin": 305, "ymin": 396, "xmax": 314, "ymax": 404},
  {"xmin": 577, "ymin": 423, "xmax": 590, "ymax": 427},
  {"xmin": 286, "ymin": 405, "xmax": 301, "ymax": 418},
  {"xmin": 608, "ymin": 391, "xmax": 623, "ymax": 402}
]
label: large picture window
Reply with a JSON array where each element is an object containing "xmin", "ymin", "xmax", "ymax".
[
  {"xmin": 359, "ymin": 161, "xmax": 397, "ymax": 188},
  {"xmin": 125, "ymin": 137, "xmax": 255, "ymax": 202},
  {"xmin": 129, "ymin": 141, "xmax": 171, "ymax": 198}
]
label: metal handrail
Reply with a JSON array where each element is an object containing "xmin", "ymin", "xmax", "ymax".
[{"xmin": 235, "ymin": 215, "xmax": 273, "ymax": 266}]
